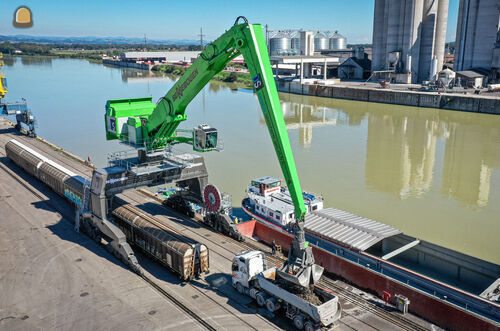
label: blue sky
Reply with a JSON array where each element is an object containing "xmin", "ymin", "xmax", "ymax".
[{"xmin": 1, "ymin": 0, "xmax": 459, "ymax": 43}]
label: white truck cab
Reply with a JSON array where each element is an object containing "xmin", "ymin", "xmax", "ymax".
[{"xmin": 232, "ymin": 250, "xmax": 267, "ymax": 289}]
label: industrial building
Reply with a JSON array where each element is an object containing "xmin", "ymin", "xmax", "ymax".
[
  {"xmin": 267, "ymin": 29, "xmax": 354, "ymax": 80},
  {"xmin": 119, "ymin": 51, "xmax": 201, "ymax": 63},
  {"xmin": 267, "ymin": 29, "xmax": 347, "ymax": 56},
  {"xmin": 454, "ymin": 0, "xmax": 500, "ymax": 83},
  {"xmin": 338, "ymin": 48, "xmax": 372, "ymax": 80},
  {"xmin": 371, "ymin": 0, "xmax": 449, "ymax": 83}
]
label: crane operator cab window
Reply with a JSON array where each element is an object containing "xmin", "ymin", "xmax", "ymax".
[{"xmin": 193, "ymin": 124, "xmax": 218, "ymax": 152}]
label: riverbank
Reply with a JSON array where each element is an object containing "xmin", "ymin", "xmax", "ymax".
[{"xmin": 276, "ymin": 80, "xmax": 500, "ymax": 114}]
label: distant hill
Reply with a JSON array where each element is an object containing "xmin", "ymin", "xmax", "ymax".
[{"xmin": 0, "ymin": 34, "xmax": 202, "ymax": 45}]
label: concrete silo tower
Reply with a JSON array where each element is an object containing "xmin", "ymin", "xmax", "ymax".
[
  {"xmin": 454, "ymin": 0, "xmax": 500, "ymax": 82},
  {"xmin": 371, "ymin": 0, "xmax": 449, "ymax": 83}
]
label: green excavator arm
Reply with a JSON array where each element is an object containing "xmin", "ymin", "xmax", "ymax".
[{"xmin": 105, "ymin": 17, "xmax": 307, "ymax": 221}]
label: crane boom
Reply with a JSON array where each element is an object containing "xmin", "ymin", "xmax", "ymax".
[{"xmin": 105, "ymin": 17, "xmax": 307, "ymax": 221}]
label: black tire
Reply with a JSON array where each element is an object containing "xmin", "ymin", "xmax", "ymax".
[
  {"xmin": 293, "ymin": 314, "xmax": 305, "ymax": 330},
  {"xmin": 256, "ymin": 292, "xmax": 267, "ymax": 307},
  {"xmin": 304, "ymin": 321, "xmax": 315, "ymax": 331}
]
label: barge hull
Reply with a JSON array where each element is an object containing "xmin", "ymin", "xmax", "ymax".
[{"xmin": 238, "ymin": 217, "xmax": 500, "ymax": 330}]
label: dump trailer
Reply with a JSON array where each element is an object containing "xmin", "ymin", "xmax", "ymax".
[{"xmin": 232, "ymin": 251, "xmax": 341, "ymax": 330}]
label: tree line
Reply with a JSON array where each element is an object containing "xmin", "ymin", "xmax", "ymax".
[{"xmin": 0, "ymin": 41, "xmax": 204, "ymax": 56}]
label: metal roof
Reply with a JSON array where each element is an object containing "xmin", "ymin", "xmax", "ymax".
[
  {"xmin": 252, "ymin": 176, "xmax": 280, "ymax": 184},
  {"xmin": 305, "ymin": 208, "xmax": 401, "ymax": 251},
  {"xmin": 456, "ymin": 70, "xmax": 485, "ymax": 79}
]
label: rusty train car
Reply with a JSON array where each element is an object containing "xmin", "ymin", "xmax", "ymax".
[
  {"xmin": 113, "ymin": 205, "xmax": 209, "ymax": 280},
  {"xmin": 5, "ymin": 139, "xmax": 209, "ymax": 280}
]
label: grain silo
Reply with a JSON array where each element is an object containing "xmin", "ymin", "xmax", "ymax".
[
  {"xmin": 329, "ymin": 31, "xmax": 347, "ymax": 50},
  {"xmin": 291, "ymin": 32, "xmax": 301, "ymax": 54},
  {"xmin": 269, "ymin": 32, "xmax": 291, "ymax": 56},
  {"xmin": 371, "ymin": 0, "xmax": 449, "ymax": 83},
  {"xmin": 314, "ymin": 31, "xmax": 328, "ymax": 51},
  {"xmin": 454, "ymin": 0, "xmax": 500, "ymax": 73}
]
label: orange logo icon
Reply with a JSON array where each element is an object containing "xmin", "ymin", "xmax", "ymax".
[{"xmin": 13, "ymin": 6, "xmax": 33, "ymax": 28}]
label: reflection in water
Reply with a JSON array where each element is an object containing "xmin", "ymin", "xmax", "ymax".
[
  {"xmin": 365, "ymin": 110, "xmax": 440, "ymax": 200},
  {"xmin": 20, "ymin": 56, "xmax": 52, "ymax": 67},
  {"xmin": 265, "ymin": 93, "xmax": 500, "ymax": 208},
  {"xmin": 260, "ymin": 95, "xmax": 340, "ymax": 147},
  {"xmin": 2, "ymin": 57, "xmax": 15, "ymax": 67},
  {"xmin": 441, "ymin": 119, "xmax": 500, "ymax": 207}
]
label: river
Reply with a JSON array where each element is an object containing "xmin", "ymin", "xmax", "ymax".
[{"xmin": 2, "ymin": 56, "xmax": 499, "ymax": 264}]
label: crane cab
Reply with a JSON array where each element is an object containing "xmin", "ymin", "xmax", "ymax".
[{"xmin": 193, "ymin": 124, "xmax": 219, "ymax": 152}]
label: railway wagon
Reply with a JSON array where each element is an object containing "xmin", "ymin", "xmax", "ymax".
[
  {"xmin": 113, "ymin": 205, "xmax": 209, "ymax": 280},
  {"xmin": 5, "ymin": 139, "xmax": 45, "ymax": 177},
  {"xmin": 5, "ymin": 139, "xmax": 88, "ymax": 208},
  {"xmin": 5, "ymin": 138, "xmax": 209, "ymax": 280}
]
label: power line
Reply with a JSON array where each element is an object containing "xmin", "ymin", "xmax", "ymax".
[{"xmin": 198, "ymin": 27, "xmax": 205, "ymax": 49}]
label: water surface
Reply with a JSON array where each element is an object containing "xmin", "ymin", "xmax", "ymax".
[{"xmin": 3, "ymin": 57, "xmax": 499, "ymax": 263}]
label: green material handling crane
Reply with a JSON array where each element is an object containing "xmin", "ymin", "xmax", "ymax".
[{"xmin": 105, "ymin": 17, "xmax": 322, "ymax": 286}]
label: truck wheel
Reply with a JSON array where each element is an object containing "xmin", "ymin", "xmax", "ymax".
[
  {"xmin": 249, "ymin": 288, "xmax": 259, "ymax": 299},
  {"xmin": 266, "ymin": 297, "xmax": 281, "ymax": 312},
  {"xmin": 256, "ymin": 292, "xmax": 267, "ymax": 307},
  {"xmin": 236, "ymin": 282, "xmax": 245, "ymax": 295},
  {"xmin": 304, "ymin": 321, "xmax": 315, "ymax": 331},
  {"xmin": 293, "ymin": 314, "xmax": 305, "ymax": 330}
]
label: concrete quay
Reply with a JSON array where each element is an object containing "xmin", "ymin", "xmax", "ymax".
[
  {"xmin": 0, "ymin": 118, "xmax": 440, "ymax": 330},
  {"xmin": 0, "ymin": 144, "xmax": 206, "ymax": 330},
  {"xmin": 276, "ymin": 80, "xmax": 500, "ymax": 114}
]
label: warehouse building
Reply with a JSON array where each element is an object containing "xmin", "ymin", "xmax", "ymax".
[{"xmin": 119, "ymin": 51, "xmax": 201, "ymax": 63}]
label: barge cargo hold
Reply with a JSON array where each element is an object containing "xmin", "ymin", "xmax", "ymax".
[{"xmin": 239, "ymin": 180, "xmax": 500, "ymax": 330}]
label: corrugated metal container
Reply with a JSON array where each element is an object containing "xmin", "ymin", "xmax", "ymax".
[
  {"xmin": 314, "ymin": 31, "xmax": 328, "ymax": 51},
  {"xmin": 39, "ymin": 162, "xmax": 71, "ymax": 196},
  {"xmin": 329, "ymin": 31, "xmax": 347, "ymax": 50},
  {"xmin": 5, "ymin": 139, "xmax": 44, "ymax": 178},
  {"xmin": 269, "ymin": 32, "xmax": 291, "ymax": 56},
  {"xmin": 304, "ymin": 208, "xmax": 401, "ymax": 251},
  {"xmin": 113, "ymin": 205, "xmax": 209, "ymax": 280}
]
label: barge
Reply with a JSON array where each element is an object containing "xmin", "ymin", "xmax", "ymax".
[{"xmin": 239, "ymin": 177, "xmax": 500, "ymax": 330}]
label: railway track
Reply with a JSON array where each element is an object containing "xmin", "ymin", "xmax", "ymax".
[
  {"xmin": 134, "ymin": 189, "xmax": 431, "ymax": 331},
  {"xmin": 0, "ymin": 138, "xmax": 219, "ymax": 331},
  {"xmin": 140, "ymin": 274, "xmax": 217, "ymax": 331},
  {"xmin": 0, "ymin": 128, "xmax": 431, "ymax": 330}
]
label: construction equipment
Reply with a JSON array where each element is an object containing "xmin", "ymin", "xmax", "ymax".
[
  {"xmin": 231, "ymin": 250, "xmax": 341, "ymax": 329},
  {"xmin": 1, "ymin": 100, "xmax": 36, "ymax": 137},
  {"xmin": 103, "ymin": 17, "xmax": 322, "ymax": 286},
  {"xmin": 0, "ymin": 53, "xmax": 36, "ymax": 137}
]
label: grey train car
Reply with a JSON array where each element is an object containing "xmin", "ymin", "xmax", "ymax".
[
  {"xmin": 5, "ymin": 139, "xmax": 209, "ymax": 280},
  {"xmin": 113, "ymin": 205, "xmax": 209, "ymax": 280},
  {"xmin": 5, "ymin": 138, "xmax": 45, "ymax": 178},
  {"xmin": 5, "ymin": 139, "xmax": 88, "ymax": 208}
]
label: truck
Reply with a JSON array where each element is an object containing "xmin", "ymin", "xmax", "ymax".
[{"xmin": 232, "ymin": 250, "xmax": 342, "ymax": 330}]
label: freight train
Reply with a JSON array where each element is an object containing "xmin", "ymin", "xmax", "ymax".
[
  {"xmin": 113, "ymin": 205, "xmax": 209, "ymax": 280},
  {"xmin": 5, "ymin": 138, "xmax": 209, "ymax": 280}
]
